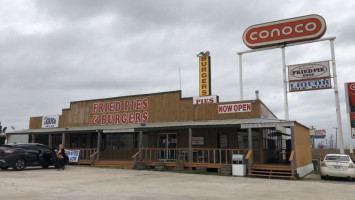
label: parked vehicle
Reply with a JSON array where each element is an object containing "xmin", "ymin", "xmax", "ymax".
[
  {"xmin": 0, "ymin": 143, "xmax": 57, "ymax": 171},
  {"xmin": 320, "ymin": 154, "xmax": 355, "ymax": 180}
]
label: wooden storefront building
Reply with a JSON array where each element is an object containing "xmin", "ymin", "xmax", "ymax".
[{"xmin": 8, "ymin": 90, "xmax": 313, "ymax": 178}]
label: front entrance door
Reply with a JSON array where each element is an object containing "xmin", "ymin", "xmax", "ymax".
[{"xmin": 158, "ymin": 133, "xmax": 177, "ymax": 161}]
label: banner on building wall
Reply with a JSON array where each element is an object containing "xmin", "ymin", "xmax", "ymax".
[
  {"xmin": 91, "ymin": 98, "xmax": 149, "ymax": 126},
  {"xmin": 42, "ymin": 115, "xmax": 59, "ymax": 128},
  {"xmin": 66, "ymin": 150, "xmax": 80, "ymax": 162},
  {"xmin": 288, "ymin": 61, "xmax": 332, "ymax": 92},
  {"xmin": 218, "ymin": 103, "xmax": 251, "ymax": 114},
  {"xmin": 199, "ymin": 55, "xmax": 211, "ymax": 96}
]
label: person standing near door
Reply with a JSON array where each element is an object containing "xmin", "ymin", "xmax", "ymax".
[{"xmin": 56, "ymin": 144, "xmax": 68, "ymax": 170}]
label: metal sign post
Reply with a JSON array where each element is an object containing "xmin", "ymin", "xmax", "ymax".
[
  {"xmin": 237, "ymin": 36, "xmax": 345, "ymax": 154},
  {"xmin": 281, "ymin": 46, "xmax": 289, "ymax": 120},
  {"xmin": 329, "ymin": 39, "xmax": 344, "ymax": 154}
]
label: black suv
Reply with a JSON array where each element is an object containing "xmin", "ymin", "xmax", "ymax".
[{"xmin": 0, "ymin": 143, "xmax": 56, "ymax": 171}]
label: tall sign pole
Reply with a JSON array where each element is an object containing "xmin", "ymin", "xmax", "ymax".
[
  {"xmin": 330, "ymin": 39, "xmax": 344, "ymax": 154},
  {"xmin": 238, "ymin": 53, "xmax": 243, "ymax": 100},
  {"xmin": 281, "ymin": 46, "xmax": 289, "ymax": 120}
]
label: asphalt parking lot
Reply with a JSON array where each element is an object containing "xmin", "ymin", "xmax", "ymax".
[{"xmin": 0, "ymin": 166, "xmax": 354, "ymax": 200}]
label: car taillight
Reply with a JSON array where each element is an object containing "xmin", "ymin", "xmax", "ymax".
[
  {"xmin": 349, "ymin": 163, "xmax": 355, "ymax": 168},
  {"xmin": 321, "ymin": 161, "xmax": 327, "ymax": 167},
  {"xmin": 4, "ymin": 149, "xmax": 14, "ymax": 154}
]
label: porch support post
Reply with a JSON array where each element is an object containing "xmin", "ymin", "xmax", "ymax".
[
  {"xmin": 31, "ymin": 134, "xmax": 35, "ymax": 143},
  {"xmin": 96, "ymin": 131, "xmax": 101, "ymax": 161},
  {"xmin": 138, "ymin": 131, "xmax": 143, "ymax": 160},
  {"xmin": 48, "ymin": 134, "xmax": 53, "ymax": 149},
  {"xmin": 258, "ymin": 128, "xmax": 264, "ymax": 164},
  {"xmin": 248, "ymin": 128, "xmax": 253, "ymax": 174},
  {"xmin": 188, "ymin": 128, "xmax": 192, "ymax": 163},
  {"xmin": 290, "ymin": 126, "xmax": 296, "ymax": 178},
  {"xmin": 61, "ymin": 133, "xmax": 66, "ymax": 148}
]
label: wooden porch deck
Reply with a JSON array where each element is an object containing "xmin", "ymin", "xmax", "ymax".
[{"xmin": 72, "ymin": 160, "xmax": 295, "ymax": 179}]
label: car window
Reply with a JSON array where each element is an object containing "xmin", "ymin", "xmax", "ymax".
[
  {"xmin": 20, "ymin": 145, "xmax": 39, "ymax": 151},
  {"xmin": 37, "ymin": 146, "xmax": 52, "ymax": 154},
  {"xmin": 325, "ymin": 155, "xmax": 350, "ymax": 162}
]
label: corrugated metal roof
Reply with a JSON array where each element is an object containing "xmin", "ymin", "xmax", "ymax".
[{"xmin": 8, "ymin": 118, "xmax": 297, "ymax": 135}]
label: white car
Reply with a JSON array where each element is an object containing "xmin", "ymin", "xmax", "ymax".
[{"xmin": 320, "ymin": 154, "xmax": 355, "ymax": 180}]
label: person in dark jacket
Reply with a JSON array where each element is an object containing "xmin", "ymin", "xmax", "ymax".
[{"xmin": 56, "ymin": 144, "xmax": 68, "ymax": 170}]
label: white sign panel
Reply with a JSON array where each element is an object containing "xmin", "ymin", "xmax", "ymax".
[
  {"xmin": 42, "ymin": 115, "xmax": 59, "ymax": 128},
  {"xmin": 66, "ymin": 150, "xmax": 80, "ymax": 162},
  {"xmin": 218, "ymin": 103, "xmax": 251, "ymax": 114},
  {"xmin": 193, "ymin": 95, "xmax": 217, "ymax": 105},
  {"xmin": 289, "ymin": 78, "xmax": 332, "ymax": 92},
  {"xmin": 288, "ymin": 61, "xmax": 330, "ymax": 81}
]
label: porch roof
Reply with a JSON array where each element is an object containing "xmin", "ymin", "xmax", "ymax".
[{"xmin": 8, "ymin": 118, "xmax": 297, "ymax": 135}]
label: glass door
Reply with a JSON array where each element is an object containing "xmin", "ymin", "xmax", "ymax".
[{"xmin": 158, "ymin": 133, "xmax": 177, "ymax": 161}]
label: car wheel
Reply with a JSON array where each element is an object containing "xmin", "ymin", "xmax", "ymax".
[
  {"xmin": 41, "ymin": 165, "xmax": 49, "ymax": 169},
  {"xmin": 1, "ymin": 166, "xmax": 9, "ymax": 170},
  {"xmin": 13, "ymin": 159, "xmax": 26, "ymax": 171}
]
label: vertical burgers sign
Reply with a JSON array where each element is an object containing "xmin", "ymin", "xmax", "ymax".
[
  {"xmin": 243, "ymin": 14, "xmax": 327, "ymax": 49},
  {"xmin": 198, "ymin": 53, "xmax": 211, "ymax": 96}
]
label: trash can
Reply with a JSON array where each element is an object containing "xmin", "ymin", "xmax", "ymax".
[{"xmin": 232, "ymin": 154, "xmax": 246, "ymax": 176}]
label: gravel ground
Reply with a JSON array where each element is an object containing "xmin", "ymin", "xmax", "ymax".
[{"xmin": 0, "ymin": 166, "xmax": 354, "ymax": 200}]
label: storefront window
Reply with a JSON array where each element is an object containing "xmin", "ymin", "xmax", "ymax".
[
  {"xmin": 34, "ymin": 134, "xmax": 49, "ymax": 146},
  {"xmin": 70, "ymin": 134, "xmax": 86, "ymax": 148},
  {"xmin": 218, "ymin": 133, "xmax": 228, "ymax": 148},
  {"xmin": 237, "ymin": 129, "xmax": 259, "ymax": 149},
  {"xmin": 52, "ymin": 134, "xmax": 62, "ymax": 149},
  {"xmin": 105, "ymin": 133, "xmax": 137, "ymax": 150}
]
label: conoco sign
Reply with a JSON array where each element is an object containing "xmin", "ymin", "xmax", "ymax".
[{"xmin": 243, "ymin": 14, "xmax": 327, "ymax": 49}]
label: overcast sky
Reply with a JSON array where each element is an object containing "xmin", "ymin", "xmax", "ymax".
[{"xmin": 1, "ymin": 0, "xmax": 355, "ymax": 147}]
